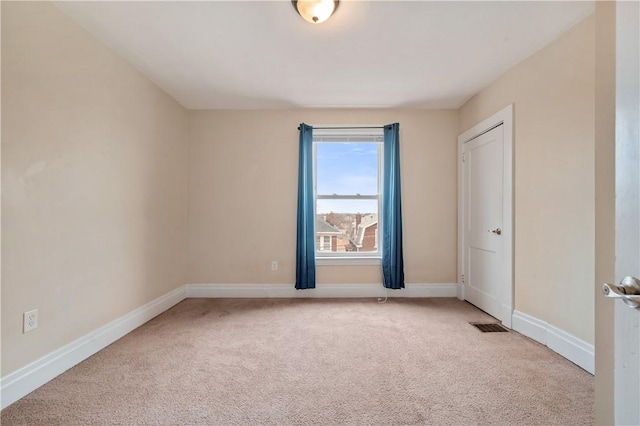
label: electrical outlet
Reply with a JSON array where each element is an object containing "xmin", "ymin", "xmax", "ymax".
[
  {"xmin": 23, "ymin": 309, "xmax": 38, "ymax": 333},
  {"xmin": 271, "ymin": 261, "xmax": 278, "ymax": 271}
]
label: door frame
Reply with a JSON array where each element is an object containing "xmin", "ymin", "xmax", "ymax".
[{"xmin": 457, "ymin": 104, "xmax": 514, "ymax": 327}]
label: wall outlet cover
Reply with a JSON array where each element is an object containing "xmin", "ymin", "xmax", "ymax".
[{"xmin": 23, "ymin": 309, "xmax": 38, "ymax": 333}]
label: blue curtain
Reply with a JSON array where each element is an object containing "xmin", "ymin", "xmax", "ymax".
[
  {"xmin": 296, "ymin": 123, "xmax": 316, "ymax": 289},
  {"xmin": 382, "ymin": 123, "xmax": 405, "ymax": 289}
]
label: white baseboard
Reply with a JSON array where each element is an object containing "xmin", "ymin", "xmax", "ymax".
[
  {"xmin": 511, "ymin": 310, "xmax": 594, "ymax": 374},
  {"xmin": 0, "ymin": 286, "xmax": 186, "ymax": 410},
  {"xmin": 547, "ymin": 324, "xmax": 595, "ymax": 375},
  {"xmin": 512, "ymin": 310, "xmax": 548, "ymax": 345},
  {"xmin": 186, "ymin": 283, "xmax": 458, "ymax": 299}
]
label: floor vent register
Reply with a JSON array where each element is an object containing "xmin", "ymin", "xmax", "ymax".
[{"xmin": 469, "ymin": 322, "xmax": 509, "ymax": 333}]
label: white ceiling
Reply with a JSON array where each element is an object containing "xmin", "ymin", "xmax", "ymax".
[{"xmin": 55, "ymin": 1, "xmax": 594, "ymax": 110}]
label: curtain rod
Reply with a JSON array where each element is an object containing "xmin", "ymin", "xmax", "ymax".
[{"xmin": 298, "ymin": 126, "xmax": 386, "ymax": 130}]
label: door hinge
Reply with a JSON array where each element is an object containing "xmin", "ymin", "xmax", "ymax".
[
  {"xmin": 462, "ymin": 153, "xmax": 466, "ymax": 162},
  {"xmin": 461, "ymin": 274, "xmax": 465, "ymax": 284}
]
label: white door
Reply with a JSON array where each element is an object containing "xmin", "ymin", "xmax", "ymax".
[
  {"xmin": 610, "ymin": 1, "xmax": 640, "ymax": 424},
  {"xmin": 463, "ymin": 125, "xmax": 505, "ymax": 322}
]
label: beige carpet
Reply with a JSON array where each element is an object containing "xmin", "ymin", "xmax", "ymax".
[{"xmin": 1, "ymin": 298, "xmax": 593, "ymax": 425}]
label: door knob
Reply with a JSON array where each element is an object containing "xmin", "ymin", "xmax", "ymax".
[
  {"xmin": 489, "ymin": 228, "xmax": 502, "ymax": 235},
  {"xmin": 602, "ymin": 276, "xmax": 640, "ymax": 309}
]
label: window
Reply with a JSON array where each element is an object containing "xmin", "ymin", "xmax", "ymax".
[
  {"xmin": 313, "ymin": 128, "xmax": 383, "ymax": 261},
  {"xmin": 316, "ymin": 235, "xmax": 332, "ymax": 251}
]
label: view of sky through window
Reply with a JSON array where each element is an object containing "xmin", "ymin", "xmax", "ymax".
[{"xmin": 316, "ymin": 142, "xmax": 379, "ymax": 214}]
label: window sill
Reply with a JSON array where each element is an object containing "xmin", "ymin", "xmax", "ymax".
[{"xmin": 316, "ymin": 257, "xmax": 381, "ymax": 266}]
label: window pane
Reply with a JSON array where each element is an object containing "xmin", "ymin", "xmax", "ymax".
[
  {"xmin": 316, "ymin": 143, "xmax": 378, "ymax": 195},
  {"xmin": 316, "ymin": 199, "xmax": 378, "ymax": 253}
]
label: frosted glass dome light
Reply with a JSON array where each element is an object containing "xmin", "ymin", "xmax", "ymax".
[{"xmin": 292, "ymin": 0, "xmax": 339, "ymax": 24}]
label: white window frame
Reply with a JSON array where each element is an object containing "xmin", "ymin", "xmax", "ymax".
[{"xmin": 313, "ymin": 126, "xmax": 383, "ymax": 266}]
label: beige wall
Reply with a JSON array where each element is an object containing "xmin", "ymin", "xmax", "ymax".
[
  {"xmin": 188, "ymin": 109, "xmax": 458, "ymax": 285},
  {"xmin": 459, "ymin": 15, "xmax": 596, "ymax": 344},
  {"xmin": 594, "ymin": 2, "xmax": 615, "ymax": 424},
  {"xmin": 1, "ymin": 2, "xmax": 189, "ymax": 375}
]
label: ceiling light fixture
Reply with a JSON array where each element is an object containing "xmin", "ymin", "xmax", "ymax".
[{"xmin": 292, "ymin": 0, "xmax": 339, "ymax": 25}]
